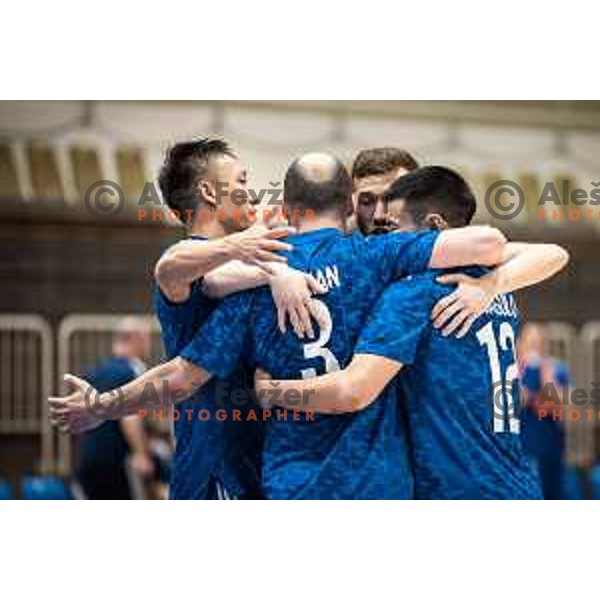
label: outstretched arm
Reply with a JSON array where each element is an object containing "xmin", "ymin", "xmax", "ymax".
[
  {"xmin": 431, "ymin": 242, "xmax": 570, "ymax": 337},
  {"xmin": 155, "ymin": 225, "xmax": 294, "ymax": 303},
  {"xmin": 255, "ymin": 354, "xmax": 402, "ymax": 415},
  {"xmin": 49, "ymin": 357, "xmax": 212, "ymax": 434},
  {"xmin": 51, "ymin": 282, "xmax": 253, "ymax": 435}
]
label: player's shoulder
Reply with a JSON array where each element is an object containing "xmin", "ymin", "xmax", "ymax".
[
  {"xmin": 154, "ymin": 277, "xmax": 207, "ymax": 317},
  {"xmin": 330, "ymin": 229, "xmax": 365, "ymax": 250},
  {"xmin": 360, "ymin": 230, "xmax": 438, "ymax": 268},
  {"xmin": 427, "ymin": 266, "xmax": 488, "ymax": 297},
  {"xmin": 386, "ymin": 270, "xmax": 440, "ymax": 298},
  {"xmin": 369, "ymin": 272, "xmax": 440, "ymax": 323},
  {"xmin": 362, "ymin": 230, "xmax": 429, "ymax": 246}
]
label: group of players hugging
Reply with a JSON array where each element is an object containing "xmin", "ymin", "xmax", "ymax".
[{"xmin": 49, "ymin": 140, "xmax": 569, "ymax": 500}]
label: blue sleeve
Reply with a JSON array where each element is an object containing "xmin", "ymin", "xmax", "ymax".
[
  {"xmin": 154, "ymin": 278, "xmax": 208, "ymax": 317},
  {"xmin": 554, "ymin": 362, "xmax": 572, "ymax": 386},
  {"xmin": 366, "ymin": 230, "xmax": 440, "ymax": 281},
  {"xmin": 355, "ymin": 276, "xmax": 436, "ymax": 365},
  {"xmin": 179, "ymin": 291, "xmax": 253, "ymax": 379},
  {"xmin": 521, "ymin": 361, "xmax": 542, "ymax": 394}
]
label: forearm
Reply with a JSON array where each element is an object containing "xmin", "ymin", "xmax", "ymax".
[
  {"xmin": 156, "ymin": 226, "xmax": 293, "ymax": 301},
  {"xmin": 260, "ymin": 371, "xmax": 355, "ymax": 414},
  {"xmin": 202, "ymin": 260, "xmax": 271, "ymax": 298},
  {"xmin": 259, "ymin": 355, "xmax": 401, "ymax": 414},
  {"xmin": 482, "ymin": 242, "xmax": 569, "ymax": 295},
  {"xmin": 155, "ymin": 238, "xmax": 239, "ymax": 299},
  {"xmin": 98, "ymin": 358, "xmax": 210, "ymax": 419},
  {"xmin": 430, "ymin": 226, "xmax": 507, "ymax": 268},
  {"xmin": 203, "ymin": 261, "xmax": 301, "ymax": 299}
]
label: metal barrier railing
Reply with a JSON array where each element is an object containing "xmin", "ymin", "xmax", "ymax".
[
  {"xmin": 0, "ymin": 315, "xmax": 54, "ymax": 473},
  {"xmin": 544, "ymin": 322, "xmax": 578, "ymax": 368},
  {"xmin": 543, "ymin": 321, "xmax": 593, "ymax": 465},
  {"xmin": 56, "ymin": 314, "xmax": 163, "ymax": 475},
  {"xmin": 1, "ymin": 313, "xmax": 600, "ymax": 477},
  {"xmin": 580, "ymin": 322, "xmax": 600, "ymax": 462}
]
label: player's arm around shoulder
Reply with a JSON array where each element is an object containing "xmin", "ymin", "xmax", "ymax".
[
  {"xmin": 203, "ymin": 261, "xmax": 326, "ymax": 339},
  {"xmin": 155, "ymin": 225, "xmax": 294, "ymax": 303},
  {"xmin": 431, "ymin": 242, "xmax": 570, "ymax": 338},
  {"xmin": 254, "ymin": 353, "xmax": 402, "ymax": 415},
  {"xmin": 429, "ymin": 225, "xmax": 506, "ymax": 269}
]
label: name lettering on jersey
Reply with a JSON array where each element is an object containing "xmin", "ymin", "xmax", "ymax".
[
  {"xmin": 484, "ymin": 293, "xmax": 519, "ymax": 319},
  {"xmin": 313, "ymin": 265, "xmax": 341, "ymax": 293}
]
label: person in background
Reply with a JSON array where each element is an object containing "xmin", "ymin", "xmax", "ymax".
[
  {"xmin": 144, "ymin": 420, "xmax": 173, "ymax": 500},
  {"xmin": 518, "ymin": 322, "xmax": 570, "ymax": 499},
  {"xmin": 74, "ymin": 317, "xmax": 155, "ymax": 499}
]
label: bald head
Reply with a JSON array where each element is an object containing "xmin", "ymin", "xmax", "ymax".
[
  {"xmin": 295, "ymin": 152, "xmax": 341, "ymax": 181},
  {"xmin": 284, "ymin": 152, "xmax": 352, "ymax": 217}
]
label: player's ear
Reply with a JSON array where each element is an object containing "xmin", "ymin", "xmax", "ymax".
[
  {"xmin": 198, "ymin": 179, "xmax": 217, "ymax": 209},
  {"xmin": 423, "ymin": 212, "xmax": 449, "ymax": 231}
]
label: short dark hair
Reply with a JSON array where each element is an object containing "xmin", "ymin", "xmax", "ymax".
[
  {"xmin": 284, "ymin": 155, "xmax": 352, "ymax": 215},
  {"xmin": 383, "ymin": 166, "xmax": 477, "ymax": 227},
  {"xmin": 158, "ymin": 138, "xmax": 235, "ymax": 224},
  {"xmin": 351, "ymin": 147, "xmax": 419, "ymax": 180}
]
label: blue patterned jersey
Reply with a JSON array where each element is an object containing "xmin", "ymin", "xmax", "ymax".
[
  {"xmin": 180, "ymin": 227, "xmax": 439, "ymax": 499},
  {"xmin": 155, "ymin": 236, "xmax": 262, "ymax": 499},
  {"xmin": 355, "ymin": 268, "xmax": 543, "ymax": 499}
]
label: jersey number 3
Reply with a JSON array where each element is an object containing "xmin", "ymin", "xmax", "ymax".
[
  {"xmin": 476, "ymin": 321, "xmax": 520, "ymax": 434},
  {"xmin": 301, "ymin": 299, "xmax": 341, "ymax": 379}
]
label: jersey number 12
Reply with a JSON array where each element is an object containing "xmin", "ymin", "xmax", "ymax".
[{"xmin": 476, "ymin": 321, "xmax": 520, "ymax": 434}]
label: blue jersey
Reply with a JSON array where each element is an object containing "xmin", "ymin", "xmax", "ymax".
[
  {"xmin": 180, "ymin": 227, "xmax": 439, "ymax": 499},
  {"xmin": 355, "ymin": 268, "xmax": 543, "ymax": 499},
  {"xmin": 155, "ymin": 236, "xmax": 262, "ymax": 499}
]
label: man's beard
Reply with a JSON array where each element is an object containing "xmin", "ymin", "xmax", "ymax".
[{"xmin": 369, "ymin": 220, "xmax": 398, "ymax": 235}]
